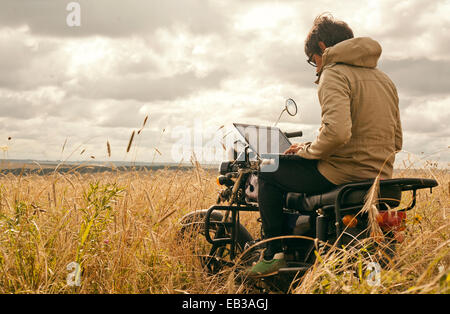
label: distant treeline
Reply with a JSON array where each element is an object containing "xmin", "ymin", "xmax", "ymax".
[{"xmin": 0, "ymin": 164, "xmax": 217, "ymax": 176}]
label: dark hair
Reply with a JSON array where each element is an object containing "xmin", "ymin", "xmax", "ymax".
[{"xmin": 304, "ymin": 13, "xmax": 354, "ymax": 58}]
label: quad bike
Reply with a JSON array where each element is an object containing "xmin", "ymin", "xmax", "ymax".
[{"xmin": 178, "ymin": 99, "xmax": 438, "ymax": 291}]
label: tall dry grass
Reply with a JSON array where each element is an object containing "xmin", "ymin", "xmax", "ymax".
[{"xmin": 0, "ymin": 165, "xmax": 448, "ymax": 294}]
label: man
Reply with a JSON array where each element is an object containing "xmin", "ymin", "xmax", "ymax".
[{"xmin": 247, "ymin": 13, "xmax": 402, "ymax": 277}]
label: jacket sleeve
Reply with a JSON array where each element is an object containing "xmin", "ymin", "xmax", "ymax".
[
  {"xmin": 393, "ymin": 88, "xmax": 403, "ymax": 152},
  {"xmin": 296, "ymin": 67, "xmax": 352, "ymax": 159}
]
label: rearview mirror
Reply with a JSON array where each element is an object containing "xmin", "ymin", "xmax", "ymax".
[
  {"xmin": 285, "ymin": 98, "xmax": 298, "ymax": 116},
  {"xmin": 274, "ymin": 98, "xmax": 299, "ymax": 126}
]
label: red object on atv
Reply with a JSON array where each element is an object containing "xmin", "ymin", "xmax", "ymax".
[{"xmin": 377, "ymin": 211, "xmax": 406, "ymax": 231}]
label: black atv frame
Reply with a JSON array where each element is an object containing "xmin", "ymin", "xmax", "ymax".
[{"xmin": 180, "ymin": 163, "xmax": 437, "ymax": 281}]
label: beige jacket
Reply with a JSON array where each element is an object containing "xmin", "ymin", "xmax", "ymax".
[{"xmin": 296, "ymin": 37, "xmax": 402, "ymax": 185}]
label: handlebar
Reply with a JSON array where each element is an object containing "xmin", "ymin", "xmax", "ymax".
[{"xmin": 284, "ymin": 131, "xmax": 303, "ymax": 138}]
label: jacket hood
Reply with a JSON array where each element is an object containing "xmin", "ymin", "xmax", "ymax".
[{"xmin": 322, "ymin": 37, "xmax": 382, "ymax": 69}]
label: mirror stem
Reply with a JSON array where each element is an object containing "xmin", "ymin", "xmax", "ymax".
[{"xmin": 273, "ymin": 109, "xmax": 286, "ymax": 127}]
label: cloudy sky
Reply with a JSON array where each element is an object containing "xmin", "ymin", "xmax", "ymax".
[{"xmin": 0, "ymin": 0, "xmax": 449, "ymax": 166}]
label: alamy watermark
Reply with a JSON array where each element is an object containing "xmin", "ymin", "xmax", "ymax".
[
  {"xmin": 66, "ymin": 261, "xmax": 81, "ymax": 287},
  {"xmin": 66, "ymin": 2, "xmax": 81, "ymax": 27},
  {"xmin": 366, "ymin": 262, "xmax": 381, "ymax": 287}
]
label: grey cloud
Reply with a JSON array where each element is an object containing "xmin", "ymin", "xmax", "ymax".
[
  {"xmin": 261, "ymin": 45, "xmax": 315, "ymax": 88},
  {"xmin": 400, "ymin": 104, "xmax": 450, "ymax": 136},
  {"xmin": 372, "ymin": 0, "xmax": 441, "ymax": 39},
  {"xmin": 38, "ymin": 96, "xmax": 162, "ymax": 129},
  {"xmin": 0, "ymin": 36, "xmax": 69, "ymax": 91},
  {"xmin": 113, "ymin": 56, "xmax": 159, "ymax": 76},
  {"xmin": 400, "ymin": 131, "xmax": 449, "ymax": 162},
  {"xmin": 0, "ymin": 117, "xmax": 49, "ymax": 142},
  {"xmin": 380, "ymin": 58, "xmax": 450, "ymax": 95},
  {"xmin": 66, "ymin": 69, "xmax": 228, "ymax": 102},
  {"xmin": 402, "ymin": 111, "xmax": 450, "ymax": 135},
  {"xmin": 0, "ymin": 0, "xmax": 230, "ymax": 38},
  {"xmin": 0, "ymin": 96, "xmax": 35, "ymax": 119},
  {"xmin": 96, "ymin": 103, "xmax": 164, "ymax": 129}
]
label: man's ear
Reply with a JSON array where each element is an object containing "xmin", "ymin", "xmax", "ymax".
[{"xmin": 318, "ymin": 41, "xmax": 327, "ymax": 53}]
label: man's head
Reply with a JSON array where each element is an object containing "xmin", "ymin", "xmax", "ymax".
[{"xmin": 305, "ymin": 13, "xmax": 354, "ymax": 72}]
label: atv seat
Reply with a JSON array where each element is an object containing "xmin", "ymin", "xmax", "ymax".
[
  {"xmin": 286, "ymin": 178, "xmax": 438, "ymax": 214},
  {"xmin": 284, "ymin": 178, "xmax": 438, "ymax": 245}
]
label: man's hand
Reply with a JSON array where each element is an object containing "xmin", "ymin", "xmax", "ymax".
[{"xmin": 284, "ymin": 143, "xmax": 306, "ymax": 155}]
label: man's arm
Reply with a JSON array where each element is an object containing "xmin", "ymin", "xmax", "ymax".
[
  {"xmin": 393, "ymin": 88, "xmax": 403, "ymax": 152},
  {"xmin": 296, "ymin": 67, "xmax": 352, "ymax": 159}
]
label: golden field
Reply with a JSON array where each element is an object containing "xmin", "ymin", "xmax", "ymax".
[{"xmin": 0, "ymin": 164, "xmax": 448, "ymax": 294}]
